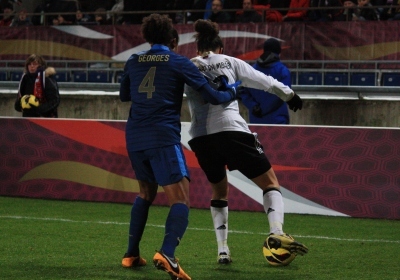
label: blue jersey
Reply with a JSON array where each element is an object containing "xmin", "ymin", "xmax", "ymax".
[{"xmin": 120, "ymin": 44, "xmax": 207, "ymax": 151}]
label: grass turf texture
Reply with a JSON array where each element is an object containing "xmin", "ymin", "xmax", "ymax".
[{"xmin": 0, "ymin": 196, "xmax": 399, "ymax": 280}]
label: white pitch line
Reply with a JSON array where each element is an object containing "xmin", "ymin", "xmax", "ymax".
[{"xmin": 1, "ymin": 215, "xmax": 399, "ymax": 244}]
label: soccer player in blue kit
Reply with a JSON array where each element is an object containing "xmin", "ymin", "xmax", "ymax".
[{"xmin": 119, "ymin": 14, "xmax": 240, "ymax": 280}]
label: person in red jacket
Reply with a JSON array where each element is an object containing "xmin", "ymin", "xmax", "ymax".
[
  {"xmin": 282, "ymin": 0, "xmax": 309, "ymax": 21},
  {"xmin": 0, "ymin": 3, "xmax": 14, "ymax": 26}
]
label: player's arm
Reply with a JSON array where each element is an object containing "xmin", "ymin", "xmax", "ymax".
[
  {"xmin": 184, "ymin": 59, "xmax": 239, "ymax": 105},
  {"xmin": 233, "ymin": 58, "xmax": 302, "ymax": 111},
  {"xmin": 14, "ymin": 74, "xmax": 28, "ymax": 112},
  {"xmin": 233, "ymin": 58, "xmax": 294, "ymax": 101},
  {"xmin": 197, "ymin": 82, "xmax": 238, "ymax": 105},
  {"xmin": 119, "ymin": 71, "xmax": 131, "ymax": 102}
]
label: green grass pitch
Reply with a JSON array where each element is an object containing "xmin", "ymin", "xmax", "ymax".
[{"xmin": 0, "ymin": 196, "xmax": 399, "ymax": 280}]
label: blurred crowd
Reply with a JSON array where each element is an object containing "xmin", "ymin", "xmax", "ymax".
[{"xmin": 0, "ymin": 0, "xmax": 399, "ymax": 27}]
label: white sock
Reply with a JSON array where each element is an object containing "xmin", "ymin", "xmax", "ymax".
[
  {"xmin": 210, "ymin": 200, "xmax": 229, "ymax": 254},
  {"xmin": 263, "ymin": 189, "xmax": 284, "ymax": 235}
]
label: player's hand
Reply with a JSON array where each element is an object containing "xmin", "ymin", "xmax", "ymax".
[
  {"xmin": 28, "ymin": 95, "xmax": 39, "ymax": 107},
  {"xmin": 215, "ymin": 75, "xmax": 242, "ymax": 91},
  {"xmin": 214, "ymin": 75, "xmax": 242, "ymax": 100},
  {"xmin": 286, "ymin": 94, "xmax": 302, "ymax": 112},
  {"xmin": 20, "ymin": 95, "xmax": 31, "ymax": 109}
]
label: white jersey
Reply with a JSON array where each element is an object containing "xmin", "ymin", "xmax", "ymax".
[{"xmin": 185, "ymin": 51, "xmax": 294, "ymax": 138}]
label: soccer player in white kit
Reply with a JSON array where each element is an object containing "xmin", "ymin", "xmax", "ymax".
[{"xmin": 185, "ymin": 19, "xmax": 308, "ymax": 264}]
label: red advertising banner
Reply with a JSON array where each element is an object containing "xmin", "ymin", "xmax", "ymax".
[
  {"xmin": 1, "ymin": 117, "xmax": 399, "ymax": 220},
  {"xmin": 0, "ymin": 22, "xmax": 399, "ymax": 62}
]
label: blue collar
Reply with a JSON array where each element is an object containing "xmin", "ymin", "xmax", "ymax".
[{"xmin": 151, "ymin": 44, "xmax": 170, "ymax": 51}]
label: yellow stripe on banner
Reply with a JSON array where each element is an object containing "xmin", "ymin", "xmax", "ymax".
[
  {"xmin": 0, "ymin": 40, "xmax": 111, "ymax": 60},
  {"xmin": 19, "ymin": 161, "xmax": 164, "ymax": 193},
  {"xmin": 313, "ymin": 41, "xmax": 400, "ymax": 60}
]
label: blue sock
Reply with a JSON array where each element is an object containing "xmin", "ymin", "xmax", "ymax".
[
  {"xmin": 126, "ymin": 196, "xmax": 151, "ymax": 257},
  {"xmin": 161, "ymin": 203, "xmax": 189, "ymax": 258}
]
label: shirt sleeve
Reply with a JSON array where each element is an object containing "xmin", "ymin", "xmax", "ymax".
[
  {"xmin": 232, "ymin": 58, "xmax": 294, "ymax": 102},
  {"xmin": 119, "ymin": 57, "xmax": 133, "ymax": 102}
]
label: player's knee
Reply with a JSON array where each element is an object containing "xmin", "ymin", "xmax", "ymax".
[{"xmin": 262, "ymin": 186, "xmax": 281, "ymax": 196}]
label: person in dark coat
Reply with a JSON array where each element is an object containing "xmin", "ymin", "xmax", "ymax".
[
  {"xmin": 14, "ymin": 54, "xmax": 60, "ymax": 118},
  {"xmin": 208, "ymin": 0, "xmax": 231, "ymax": 23},
  {"xmin": 241, "ymin": 38, "xmax": 291, "ymax": 124},
  {"xmin": 235, "ymin": 0, "xmax": 263, "ymax": 23}
]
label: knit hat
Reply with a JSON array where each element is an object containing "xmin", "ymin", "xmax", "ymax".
[{"xmin": 263, "ymin": 38, "xmax": 281, "ymax": 54}]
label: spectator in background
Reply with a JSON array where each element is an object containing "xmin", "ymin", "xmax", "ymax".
[
  {"xmin": 94, "ymin": 7, "xmax": 107, "ymax": 24},
  {"xmin": 188, "ymin": 0, "xmax": 240, "ymax": 23},
  {"xmin": 0, "ymin": 3, "xmax": 14, "ymax": 26},
  {"xmin": 371, "ymin": 0, "xmax": 388, "ymax": 19},
  {"xmin": 52, "ymin": 14, "xmax": 73, "ymax": 25},
  {"xmin": 122, "ymin": 0, "xmax": 158, "ymax": 24},
  {"xmin": 388, "ymin": 0, "xmax": 400, "ymax": 20},
  {"xmin": 31, "ymin": 0, "xmax": 48, "ymax": 26},
  {"xmin": 353, "ymin": 0, "xmax": 380, "ymax": 20},
  {"xmin": 241, "ymin": 38, "xmax": 291, "ymax": 124},
  {"xmin": 377, "ymin": 0, "xmax": 397, "ymax": 20},
  {"xmin": 187, "ymin": 0, "xmax": 208, "ymax": 23},
  {"xmin": 49, "ymin": 0, "xmax": 79, "ymax": 25},
  {"xmin": 222, "ymin": 0, "xmax": 242, "ymax": 22},
  {"xmin": 282, "ymin": 0, "xmax": 309, "ymax": 21},
  {"xmin": 266, "ymin": 0, "xmax": 292, "ymax": 16},
  {"xmin": 10, "ymin": 8, "xmax": 32, "ymax": 26},
  {"xmin": 14, "ymin": 54, "xmax": 60, "ymax": 118},
  {"xmin": 308, "ymin": 0, "xmax": 344, "ymax": 21},
  {"xmin": 204, "ymin": 0, "xmax": 215, "ymax": 20},
  {"xmin": 107, "ymin": 0, "xmax": 123, "ymax": 24},
  {"xmin": 79, "ymin": 0, "xmax": 114, "ymax": 12},
  {"xmin": 209, "ymin": 0, "xmax": 231, "ymax": 23},
  {"xmin": 74, "ymin": 9, "xmax": 92, "ymax": 24},
  {"xmin": 342, "ymin": 0, "xmax": 357, "ymax": 20},
  {"xmin": 31, "ymin": 0, "xmax": 79, "ymax": 26},
  {"xmin": 235, "ymin": 0, "xmax": 263, "ymax": 23},
  {"xmin": 162, "ymin": 0, "xmax": 193, "ymax": 24}
]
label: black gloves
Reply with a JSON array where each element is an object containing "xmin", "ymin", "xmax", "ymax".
[
  {"xmin": 286, "ymin": 94, "xmax": 303, "ymax": 112},
  {"xmin": 252, "ymin": 104, "xmax": 263, "ymax": 118}
]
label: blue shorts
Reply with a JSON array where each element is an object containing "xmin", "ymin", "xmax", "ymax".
[{"xmin": 128, "ymin": 144, "xmax": 190, "ymax": 186}]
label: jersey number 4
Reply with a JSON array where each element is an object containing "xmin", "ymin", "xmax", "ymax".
[{"xmin": 139, "ymin": 67, "xmax": 156, "ymax": 98}]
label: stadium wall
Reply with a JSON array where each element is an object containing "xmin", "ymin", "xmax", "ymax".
[
  {"xmin": 1, "ymin": 91, "xmax": 400, "ymax": 127},
  {"xmin": 0, "ymin": 117, "xmax": 399, "ymax": 220}
]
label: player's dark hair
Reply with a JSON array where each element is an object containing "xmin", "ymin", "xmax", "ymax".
[
  {"xmin": 141, "ymin": 13, "xmax": 174, "ymax": 46},
  {"xmin": 169, "ymin": 28, "xmax": 180, "ymax": 50},
  {"xmin": 172, "ymin": 28, "xmax": 179, "ymax": 45},
  {"xmin": 24, "ymin": 54, "xmax": 47, "ymax": 73},
  {"xmin": 193, "ymin": 19, "xmax": 224, "ymax": 53}
]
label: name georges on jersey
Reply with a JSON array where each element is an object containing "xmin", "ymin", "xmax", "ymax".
[
  {"xmin": 197, "ymin": 60, "xmax": 232, "ymax": 73},
  {"xmin": 138, "ymin": 54, "xmax": 170, "ymax": 62}
]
